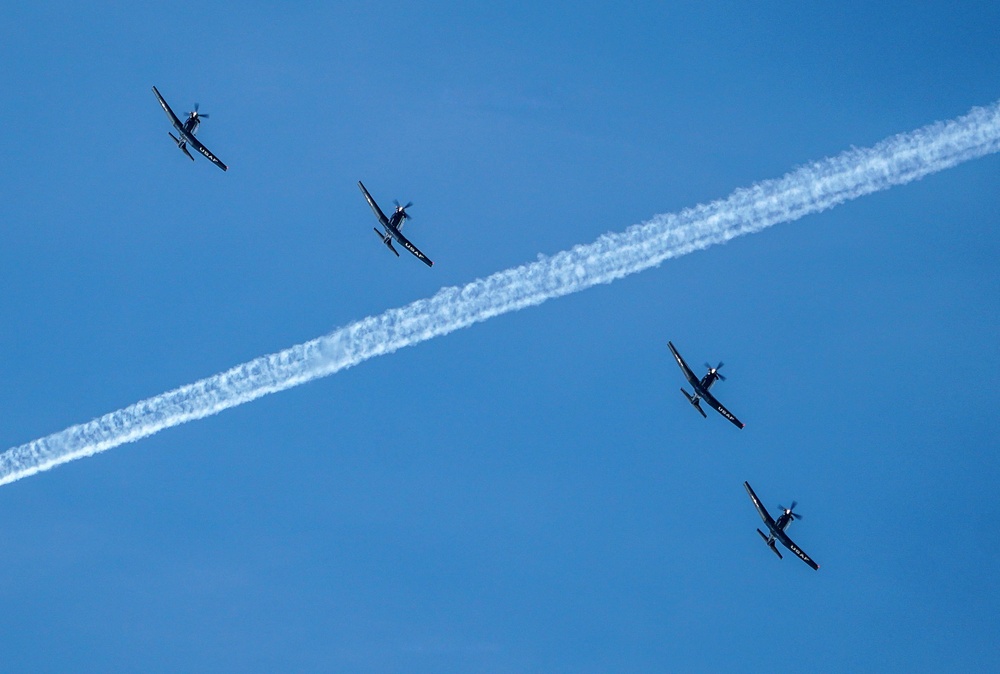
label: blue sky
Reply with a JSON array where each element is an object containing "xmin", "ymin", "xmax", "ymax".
[{"xmin": 1, "ymin": 2, "xmax": 998, "ymax": 672}]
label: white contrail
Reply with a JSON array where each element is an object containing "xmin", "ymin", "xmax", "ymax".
[{"xmin": 2, "ymin": 101, "xmax": 999, "ymax": 486}]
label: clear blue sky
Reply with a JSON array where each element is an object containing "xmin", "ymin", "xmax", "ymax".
[{"xmin": 1, "ymin": 2, "xmax": 998, "ymax": 672}]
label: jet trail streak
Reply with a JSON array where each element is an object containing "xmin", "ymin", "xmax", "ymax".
[{"xmin": 2, "ymin": 101, "xmax": 999, "ymax": 486}]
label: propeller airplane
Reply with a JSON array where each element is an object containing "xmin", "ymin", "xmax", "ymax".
[
  {"xmin": 358, "ymin": 181, "xmax": 433, "ymax": 267},
  {"xmin": 743, "ymin": 481, "xmax": 820, "ymax": 570},
  {"xmin": 667, "ymin": 341, "xmax": 745, "ymax": 429},
  {"xmin": 152, "ymin": 86, "xmax": 228, "ymax": 171}
]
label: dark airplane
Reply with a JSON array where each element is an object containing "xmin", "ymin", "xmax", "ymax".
[
  {"xmin": 152, "ymin": 86, "xmax": 228, "ymax": 171},
  {"xmin": 358, "ymin": 181, "xmax": 433, "ymax": 267},
  {"xmin": 666, "ymin": 341, "xmax": 745, "ymax": 429},
  {"xmin": 743, "ymin": 481, "xmax": 819, "ymax": 570}
]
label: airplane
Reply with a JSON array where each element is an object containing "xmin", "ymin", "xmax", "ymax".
[
  {"xmin": 743, "ymin": 481, "xmax": 820, "ymax": 570},
  {"xmin": 151, "ymin": 86, "xmax": 228, "ymax": 171},
  {"xmin": 358, "ymin": 181, "xmax": 434, "ymax": 267},
  {"xmin": 666, "ymin": 341, "xmax": 745, "ymax": 429}
]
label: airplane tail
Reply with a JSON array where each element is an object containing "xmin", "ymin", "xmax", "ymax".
[
  {"xmin": 680, "ymin": 388, "xmax": 707, "ymax": 418},
  {"xmin": 169, "ymin": 133, "xmax": 195, "ymax": 161},
  {"xmin": 757, "ymin": 529, "xmax": 782, "ymax": 559},
  {"xmin": 374, "ymin": 227, "xmax": 400, "ymax": 257}
]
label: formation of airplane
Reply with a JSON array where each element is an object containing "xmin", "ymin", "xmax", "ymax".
[
  {"xmin": 152, "ymin": 88, "xmax": 435, "ymax": 267},
  {"xmin": 152, "ymin": 86, "xmax": 228, "ymax": 171},
  {"xmin": 667, "ymin": 341, "xmax": 744, "ymax": 429},
  {"xmin": 665, "ymin": 343, "xmax": 822, "ymax": 569},
  {"xmin": 743, "ymin": 481, "xmax": 820, "ymax": 570},
  {"xmin": 358, "ymin": 181, "xmax": 434, "ymax": 267},
  {"xmin": 150, "ymin": 85, "xmax": 821, "ymax": 571}
]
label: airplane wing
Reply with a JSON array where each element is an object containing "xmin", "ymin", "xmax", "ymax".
[
  {"xmin": 152, "ymin": 86, "xmax": 184, "ymax": 133},
  {"xmin": 743, "ymin": 481, "xmax": 776, "ymax": 529},
  {"xmin": 667, "ymin": 342, "xmax": 702, "ymax": 389},
  {"xmin": 775, "ymin": 530, "xmax": 820, "ymax": 570},
  {"xmin": 183, "ymin": 133, "xmax": 228, "ymax": 171},
  {"xmin": 699, "ymin": 388, "xmax": 745, "ymax": 429},
  {"xmin": 358, "ymin": 181, "xmax": 390, "ymax": 227},
  {"xmin": 392, "ymin": 229, "xmax": 434, "ymax": 267}
]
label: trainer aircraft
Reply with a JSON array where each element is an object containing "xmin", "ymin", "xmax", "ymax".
[
  {"xmin": 666, "ymin": 341, "xmax": 744, "ymax": 428},
  {"xmin": 743, "ymin": 481, "xmax": 820, "ymax": 570},
  {"xmin": 152, "ymin": 86, "xmax": 228, "ymax": 171},
  {"xmin": 358, "ymin": 181, "xmax": 433, "ymax": 267}
]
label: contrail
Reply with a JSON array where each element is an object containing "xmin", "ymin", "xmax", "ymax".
[{"xmin": 3, "ymin": 101, "xmax": 999, "ymax": 486}]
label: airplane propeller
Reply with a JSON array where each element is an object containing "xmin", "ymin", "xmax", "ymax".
[
  {"xmin": 779, "ymin": 502, "xmax": 803, "ymax": 519},
  {"xmin": 704, "ymin": 361, "xmax": 726, "ymax": 380},
  {"xmin": 393, "ymin": 200, "xmax": 414, "ymax": 218},
  {"xmin": 188, "ymin": 103, "xmax": 209, "ymax": 119}
]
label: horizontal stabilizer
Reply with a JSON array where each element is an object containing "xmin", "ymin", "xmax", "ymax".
[
  {"xmin": 374, "ymin": 228, "xmax": 400, "ymax": 256},
  {"xmin": 168, "ymin": 133, "xmax": 195, "ymax": 161},
  {"xmin": 680, "ymin": 388, "xmax": 707, "ymax": 417},
  {"xmin": 757, "ymin": 529, "xmax": 782, "ymax": 559}
]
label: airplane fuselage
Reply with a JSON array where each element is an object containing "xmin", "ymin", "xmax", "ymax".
[
  {"xmin": 760, "ymin": 512, "xmax": 793, "ymax": 544},
  {"xmin": 688, "ymin": 370, "xmax": 721, "ymax": 403},
  {"xmin": 378, "ymin": 209, "xmax": 410, "ymax": 246},
  {"xmin": 701, "ymin": 372, "xmax": 720, "ymax": 390},
  {"xmin": 171, "ymin": 115, "xmax": 201, "ymax": 150},
  {"xmin": 386, "ymin": 211, "xmax": 406, "ymax": 235},
  {"xmin": 764, "ymin": 516, "xmax": 813, "ymax": 567},
  {"xmin": 183, "ymin": 115, "xmax": 200, "ymax": 137}
]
